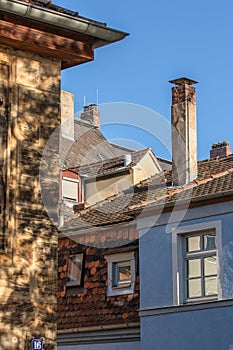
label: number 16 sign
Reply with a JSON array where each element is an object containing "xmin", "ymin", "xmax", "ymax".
[{"xmin": 31, "ymin": 339, "xmax": 43, "ymax": 350}]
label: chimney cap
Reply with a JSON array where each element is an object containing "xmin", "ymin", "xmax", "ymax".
[{"xmin": 169, "ymin": 77, "xmax": 198, "ymax": 86}]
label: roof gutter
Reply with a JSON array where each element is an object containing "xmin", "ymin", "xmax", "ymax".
[{"xmin": 0, "ymin": 0, "xmax": 129, "ymax": 48}]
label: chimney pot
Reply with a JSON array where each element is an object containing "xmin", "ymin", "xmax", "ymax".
[{"xmin": 210, "ymin": 141, "xmax": 232, "ymax": 158}]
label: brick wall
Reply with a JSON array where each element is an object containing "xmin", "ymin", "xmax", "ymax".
[{"xmin": 58, "ymin": 234, "xmax": 140, "ymax": 331}]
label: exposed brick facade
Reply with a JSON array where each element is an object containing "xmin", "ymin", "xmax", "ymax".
[
  {"xmin": 58, "ymin": 233, "xmax": 140, "ymax": 331},
  {"xmin": 171, "ymin": 84, "xmax": 196, "ymax": 105},
  {"xmin": 210, "ymin": 143, "xmax": 232, "ymax": 158}
]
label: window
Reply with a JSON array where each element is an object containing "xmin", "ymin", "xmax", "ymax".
[
  {"xmin": 184, "ymin": 231, "xmax": 217, "ymax": 302},
  {"xmin": 105, "ymin": 251, "xmax": 136, "ymax": 296},
  {"xmin": 172, "ymin": 221, "xmax": 222, "ymax": 305},
  {"xmin": 112, "ymin": 261, "xmax": 131, "ymax": 288},
  {"xmin": 66, "ymin": 253, "xmax": 84, "ymax": 287},
  {"xmin": 62, "ymin": 177, "xmax": 79, "ymax": 201}
]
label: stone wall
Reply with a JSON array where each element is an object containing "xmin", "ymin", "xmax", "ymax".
[{"xmin": 0, "ymin": 44, "xmax": 61, "ymax": 349}]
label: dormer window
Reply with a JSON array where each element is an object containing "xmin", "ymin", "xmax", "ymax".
[{"xmin": 62, "ymin": 177, "xmax": 79, "ymax": 202}]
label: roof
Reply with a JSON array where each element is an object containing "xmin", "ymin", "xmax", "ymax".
[
  {"xmin": 3, "ymin": 0, "xmax": 129, "ymax": 50},
  {"xmin": 61, "ymin": 155, "xmax": 233, "ymax": 232},
  {"xmin": 68, "ymin": 148, "xmax": 149, "ymax": 178},
  {"xmin": 110, "ymin": 143, "xmax": 136, "ymax": 156},
  {"xmin": 21, "ymin": 0, "xmax": 105, "ymax": 25},
  {"xmin": 60, "ymin": 119, "xmax": 120, "ymax": 169}
]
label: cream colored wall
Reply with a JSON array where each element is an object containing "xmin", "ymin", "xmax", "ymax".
[
  {"xmin": 133, "ymin": 152, "xmax": 161, "ymax": 184},
  {"xmin": 85, "ymin": 172, "xmax": 133, "ymax": 206}
]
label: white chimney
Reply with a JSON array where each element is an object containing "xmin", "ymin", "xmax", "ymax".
[
  {"xmin": 60, "ymin": 90, "xmax": 74, "ymax": 140},
  {"xmin": 124, "ymin": 154, "xmax": 132, "ymax": 167},
  {"xmin": 170, "ymin": 77, "xmax": 198, "ymax": 186}
]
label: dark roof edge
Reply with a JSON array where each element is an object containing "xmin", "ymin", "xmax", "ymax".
[
  {"xmin": 0, "ymin": 0, "xmax": 129, "ymax": 48},
  {"xmin": 131, "ymin": 189, "xmax": 233, "ymax": 218}
]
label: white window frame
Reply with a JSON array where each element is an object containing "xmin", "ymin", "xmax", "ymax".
[
  {"xmin": 62, "ymin": 176, "xmax": 79, "ymax": 202},
  {"xmin": 105, "ymin": 251, "xmax": 136, "ymax": 296},
  {"xmin": 172, "ymin": 220, "xmax": 223, "ymax": 305}
]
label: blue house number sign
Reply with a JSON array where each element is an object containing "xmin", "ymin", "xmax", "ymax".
[{"xmin": 31, "ymin": 339, "xmax": 43, "ymax": 350}]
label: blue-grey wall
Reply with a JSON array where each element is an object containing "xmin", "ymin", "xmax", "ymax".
[
  {"xmin": 141, "ymin": 304, "xmax": 233, "ymax": 350},
  {"xmin": 139, "ymin": 203, "xmax": 233, "ymax": 350},
  {"xmin": 140, "ymin": 224, "xmax": 173, "ymax": 309},
  {"xmin": 140, "ymin": 211, "xmax": 233, "ymax": 309}
]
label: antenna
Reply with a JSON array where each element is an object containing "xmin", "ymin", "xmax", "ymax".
[
  {"xmin": 84, "ymin": 96, "xmax": 86, "ymax": 107},
  {"xmin": 96, "ymin": 89, "xmax": 99, "ymax": 105}
]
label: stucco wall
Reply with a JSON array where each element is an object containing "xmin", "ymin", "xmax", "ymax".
[
  {"xmin": 85, "ymin": 172, "xmax": 133, "ymax": 206},
  {"xmin": 139, "ymin": 201, "xmax": 233, "ymax": 350},
  {"xmin": 141, "ymin": 303, "xmax": 233, "ymax": 350}
]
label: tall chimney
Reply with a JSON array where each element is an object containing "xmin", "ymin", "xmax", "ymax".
[
  {"xmin": 170, "ymin": 77, "xmax": 198, "ymax": 186},
  {"xmin": 60, "ymin": 90, "xmax": 74, "ymax": 140},
  {"xmin": 80, "ymin": 104, "xmax": 100, "ymax": 129}
]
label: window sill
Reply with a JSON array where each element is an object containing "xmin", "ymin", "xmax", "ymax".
[
  {"xmin": 185, "ymin": 296, "xmax": 218, "ymax": 304},
  {"xmin": 107, "ymin": 286, "xmax": 135, "ymax": 297}
]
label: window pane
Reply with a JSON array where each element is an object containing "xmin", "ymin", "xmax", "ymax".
[
  {"xmin": 187, "ymin": 236, "xmax": 200, "ymax": 252},
  {"xmin": 119, "ymin": 265, "xmax": 131, "ymax": 282},
  {"xmin": 67, "ymin": 254, "xmax": 83, "ymax": 285},
  {"xmin": 188, "ymin": 278, "xmax": 202, "ymax": 298},
  {"xmin": 204, "ymin": 256, "xmax": 217, "ymax": 276},
  {"xmin": 187, "ymin": 259, "xmax": 201, "ymax": 278},
  {"xmin": 205, "ymin": 276, "xmax": 218, "ymax": 296},
  {"xmin": 112, "ymin": 262, "xmax": 131, "ymax": 287},
  {"xmin": 204, "ymin": 234, "xmax": 216, "ymax": 251},
  {"xmin": 62, "ymin": 179, "xmax": 78, "ymax": 200}
]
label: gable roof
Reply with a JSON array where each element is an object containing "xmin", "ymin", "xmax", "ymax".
[
  {"xmin": 61, "ymin": 155, "xmax": 233, "ymax": 233},
  {"xmin": 60, "ymin": 119, "xmax": 120, "ymax": 169},
  {"xmin": 68, "ymin": 148, "xmax": 150, "ymax": 178}
]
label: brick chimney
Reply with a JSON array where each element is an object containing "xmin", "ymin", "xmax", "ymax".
[
  {"xmin": 210, "ymin": 141, "xmax": 232, "ymax": 158},
  {"xmin": 170, "ymin": 77, "xmax": 198, "ymax": 186},
  {"xmin": 80, "ymin": 104, "xmax": 100, "ymax": 129}
]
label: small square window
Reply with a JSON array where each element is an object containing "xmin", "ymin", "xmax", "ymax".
[
  {"xmin": 112, "ymin": 261, "xmax": 131, "ymax": 288},
  {"xmin": 184, "ymin": 231, "xmax": 217, "ymax": 302},
  {"xmin": 105, "ymin": 251, "xmax": 136, "ymax": 296},
  {"xmin": 66, "ymin": 253, "xmax": 84, "ymax": 287}
]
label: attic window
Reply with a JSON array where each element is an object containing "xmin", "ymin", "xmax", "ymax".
[
  {"xmin": 62, "ymin": 177, "xmax": 79, "ymax": 201},
  {"xmin": 66, "ymin": 253, "xmax": 84, "ymax": 287},
  {"xmin": 98, "ymin": 154, "xmax": 107, "ymax": 161}
]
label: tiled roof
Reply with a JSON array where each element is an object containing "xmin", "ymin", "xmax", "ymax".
[
  {"xmin": 60, "ymin": 119, "xmax": 120, "ymax": 169},
  {"xmin": 62, "ymin": 155, "xmax": 233, "ymax": 231},
  {"xmin": 69, "ymin": 148, "xmax": 149, "ymax": 178}
]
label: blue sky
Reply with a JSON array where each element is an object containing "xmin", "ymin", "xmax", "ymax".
[{"xmin": 55, "ymin": 0, "xmax": 233, "ymax": 160}]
